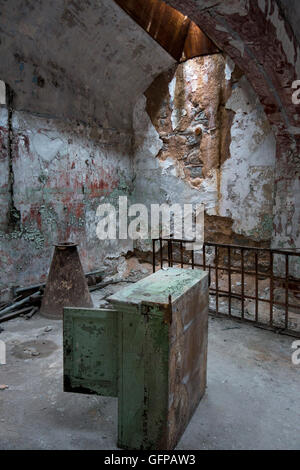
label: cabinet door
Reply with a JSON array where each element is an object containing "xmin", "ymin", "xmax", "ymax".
[{"xmin": 64, "ymin": 307, "xmax": 118, "ymax": 397}]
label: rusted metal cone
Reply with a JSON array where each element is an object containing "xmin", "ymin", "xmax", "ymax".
[{"xmin": 40, "ymin": 242, "xmax": 93, "ymax": 319}]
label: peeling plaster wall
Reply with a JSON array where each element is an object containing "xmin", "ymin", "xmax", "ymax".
[
  {"xmin": 0, "ymin": 108, "xmax": 133, "ymax": 298},
  {"xmin": 1, "ymin": 0, "xmax": 300, "ymax": 252},
  {"xmin": 1, "ymin": 0, "xmax": 299, "ymax": 296},
  {"xmin": 0, "ymin": 108, "xmax": 10, "ymax": 233},
  {"xmin": 278, "ymin": 1, "xmax": 300, "ymax": 45},
  {"xmin": 0, "ymin": 0, "xmax": 177, "ymax": 298},
  {"xmin": 133, "ymin": 54, "xmax": 276, "ymax": 249},
  {"xmin": 0, "ymin": 0, "xmax": 175, "ymax": 130},
  {"xmin": 164, "ymin": 0, "xmax": 300, "ymax": 252},
  {"xmin": 219, "ymin": 75, "xmax": 276, "ymax": 241}
]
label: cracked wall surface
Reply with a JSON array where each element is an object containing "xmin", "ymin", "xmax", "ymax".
[
  {"xmin": 133, "ymin": 54, "xmax": 276, "ymax": 251},
  {"xmin": 164, "ymin": 0, "xmax": 300, "ymax": 251},
  {"xmin": 1, "ymin": 0, "xmax": 300, "ymax": 298},
  {"xmin": 0, "ymin": 107, "xmax": 133, "ymax": 299}
]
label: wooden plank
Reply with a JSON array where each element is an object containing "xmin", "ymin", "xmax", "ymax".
[
  {"xmin": 114, "ymin": 0, "xmax": 219, "ymax": 61},
  {"xmin": 114, "ymin": 0, "xmax": 190, "ymax": 61},
  {"xmin": 184, "ymin": 21, "xmax": 220, "ymax": 60}
]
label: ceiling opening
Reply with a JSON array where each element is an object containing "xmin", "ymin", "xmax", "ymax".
[{"xmin": 114, "ymin": 0, "xmax": 220, "ymax": 61}]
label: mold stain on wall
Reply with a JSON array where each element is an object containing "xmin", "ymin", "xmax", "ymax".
[{"xmin": 0, "ymin": 109, "xmax": 134, "ymax": 297}]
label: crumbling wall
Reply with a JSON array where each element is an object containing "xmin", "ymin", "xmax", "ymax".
[
  {"xmin": 133, "ymin": 54, "xmax": 276, "ymax": 251},
  {"xmin": 0, "ymin": 107, "xmax": 133, "ymax": 299},
  {"xmin": 164, "ymin": 0, "xmax": 300, "ymax": 253}
]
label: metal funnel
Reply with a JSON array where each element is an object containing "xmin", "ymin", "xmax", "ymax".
[{"xmin": 40, "ymin": 242, "xmax": 93, "ymax": 319}]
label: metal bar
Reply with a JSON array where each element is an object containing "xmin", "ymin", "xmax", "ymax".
[
  {"xmin": 285, "ymin": 254, "xmax": 289, "ymax": 330},
  {"xmin": 155, "ymin": 238, "xmax": 300, "ymax": 257},
  {"xmin": 208, "ymin": 310, "xmax": 300, "ymax": 339},
  {"xmin": 168, "ymin": 240, "xmax": 172, "ymax": 267},
  {"xmin": 160, "ymin": 238, "xmax": 163, "ymax": 269},
  {"xmin": 151, "ymin": 239, "xmax": 300, "ymax": 336},
  {"xmin": 89, "ymin": 279, "xmax": 135, "ymax": 292},
  {"xmin": 0, "ymin": 306, "xmax": 35, "ymax": 323},
  {"xmin": 255, "ymin": 252, "xmax": 259, "ymax": 323},
  {"xmin": 152, "ymin": 239, "xmax": 156, "ymax": 273},
  {"xmin": 15, "ymin": 282, "xmax": 45, "ymax": 294},
  {"xmin": 270, "ymin": 251, "xmax": 273, "ymax": 326},
  {"xmin": 241, "ymin": 248, "xmax": 245, "ymax": 320},
  {"xmin": 180, "ymin": 241, "xmax": 184, "ymax": 268},
  {"xmin": 203, "ymin": 241, "xmax": 300, "ymax": 257},
  {"xmin": 15, "ymin": 269, "xmax": 104, "ymax": 295},
  {"xmin": 0, "ymin": 291, "xmax": 41, "ymax": 318},
  {"xmin": 150, "ymin": 256, "xmax": 300, "ymax": 283},
  {"xmin": 208, "ymin": 288, "xmax": 300, "ymax": 309},
  {"xmin": 153, "ymin": 238, "xmax": 195, "ymax": 243},
  {"xmin": 228, "ymin": 246, "xmax": 231, "ymax": 317},
  {"xmin": 215, "ymin": 245, "xmax": 219, "ymax": 315}
]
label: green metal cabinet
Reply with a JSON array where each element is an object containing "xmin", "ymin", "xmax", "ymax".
[
  {"xmin": 64, "ymin": 307, "xmax": 118, "ymax": 396},
  {"xmin": 63, "ymin": 267, "xmax": 209, "ymax": 450}
]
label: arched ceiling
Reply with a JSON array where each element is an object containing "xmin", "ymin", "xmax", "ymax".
[
  {"xmin": 164, "ymin": 0, "xmax": 300, "ymax": 149},
  {"xmin": 1, "ymin": 0, "xmax": 299, "ymax": 141},
  {"xmin": 0, "ymin": 0, "xmax": 176, "ymax": 129},
  {"xmin": 278, "ymin": 0, "xmax": 300, "ymax": 45}
]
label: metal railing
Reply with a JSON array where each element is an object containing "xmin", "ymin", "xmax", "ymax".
[{"xmin": 152, "ymin": 238, "xmax": 300, "ymax": 338}]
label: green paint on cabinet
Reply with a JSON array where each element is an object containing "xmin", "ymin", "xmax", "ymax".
[{"xmin": 63, "ymin": 268, "xmax": 209, "ymax": 450}]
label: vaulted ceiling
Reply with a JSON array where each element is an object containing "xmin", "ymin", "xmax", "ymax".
[
  {"xmin": 1, "ymin": 0, "xmax": 299, "ymax": 139},
  {"xmin": 0, "ymin": 0, "xmax": 176, "ymax": 129}
]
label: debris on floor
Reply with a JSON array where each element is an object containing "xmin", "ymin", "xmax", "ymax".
[
  {"xmin": 0, "ymin": 314, "xmax": 299, "ymax": 450},
  {"xmin": 0, "ymin": 257, "xmax": 153, "ymax": 324},
  {"xmin": 0, "ymin": 269, "xmax": 115, "ymax": 323},
  {"xmin": 0, "ymin": 292, "xmax": 42, "ymax": 323}
]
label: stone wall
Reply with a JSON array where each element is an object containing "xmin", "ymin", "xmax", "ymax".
[
  {"xmin": 0, "ymin": 53, "xmax": 294, "ymax": 299},
  {"xmin": 165, "ymin": 0, "xmax": 300, "ymax": 254},
  {"xmin": 133, "ymin": 54, "xmax": 276, "ymax": 251},
  {"xmin": 0, "ymin": 107, "xmax": 133, "ymax": 299}
]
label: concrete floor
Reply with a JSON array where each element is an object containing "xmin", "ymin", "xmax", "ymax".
[{"xmin": 0, "ymin": 301, "xmax": 299, "ymax": 450}]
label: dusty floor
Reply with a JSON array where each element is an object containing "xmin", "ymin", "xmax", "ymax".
[{"xmin": 0, "ymin": 287, "xmax": 299, "ymax": 450}]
